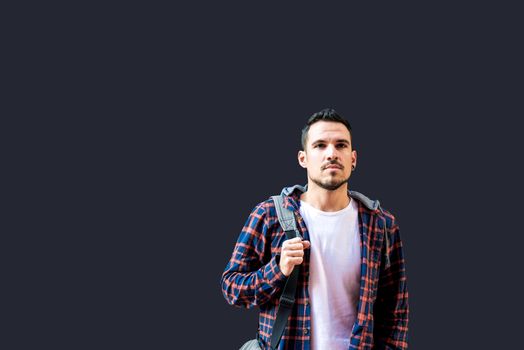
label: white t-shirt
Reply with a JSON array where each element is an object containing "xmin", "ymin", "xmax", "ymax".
[{"xmin": 299, "ymin": 198, "xmax": 361, "ymax": 350}]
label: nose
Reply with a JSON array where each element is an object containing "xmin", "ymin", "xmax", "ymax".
[{"xmin": 326, "ymin": 144, "xmax": 338, "ymax": 159}]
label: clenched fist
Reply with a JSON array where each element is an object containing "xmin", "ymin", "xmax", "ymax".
[{"xmin": 278, "ymin": 237, "xmax": 311, "ymax": 277}]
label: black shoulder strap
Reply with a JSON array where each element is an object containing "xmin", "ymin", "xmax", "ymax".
[{"xmin": 269, "ymin": 195, "xmax": 301, "ymax": 350}]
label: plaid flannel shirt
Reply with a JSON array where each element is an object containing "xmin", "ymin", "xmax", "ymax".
[{"xmin": 221, "ymin": 185, "xmax": 409, "ymax": 349}]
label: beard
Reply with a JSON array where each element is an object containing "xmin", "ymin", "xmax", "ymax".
[{"xmin": 310, "ymin": 173, "xmax": 351, "ymax": 191}]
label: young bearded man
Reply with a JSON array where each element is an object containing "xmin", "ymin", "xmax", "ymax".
[{"xmin": 221, "ymin": 108, "xmax": 409, "ymax": 350}]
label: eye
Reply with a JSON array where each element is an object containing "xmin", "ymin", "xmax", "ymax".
[
  {"xmin": 315, "ymin": 144, "xmax": 326, "ymax": 149},
  {"xmin": 336, "ymin": 143, "xmax": 348, "ymax": 148}
]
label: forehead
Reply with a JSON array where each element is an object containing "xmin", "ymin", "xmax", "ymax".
[{"xmin": 307, "ymin": 121, "xmax": 351, "ymax": 143}]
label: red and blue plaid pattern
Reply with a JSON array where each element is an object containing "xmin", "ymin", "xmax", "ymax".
[{"xmin": 221, "ymin": 188, "xmax": 409, "ymax": 349}]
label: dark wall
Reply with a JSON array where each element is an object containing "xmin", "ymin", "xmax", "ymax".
[{"xmin": 7, "ymin": 2, "xmax": 523, "ymax": 349}]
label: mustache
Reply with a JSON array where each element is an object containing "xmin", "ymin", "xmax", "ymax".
[{"xmin": 322, "ymin": 161, "xmax": 344, "ymax": 170}]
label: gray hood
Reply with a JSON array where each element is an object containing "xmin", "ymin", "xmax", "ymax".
[{"xmin": 280, "ymin": 184, "xmax": 382, "ymax": 212}]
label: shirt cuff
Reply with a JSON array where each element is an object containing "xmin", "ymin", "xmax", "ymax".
[{"xmin": 264, "ymin": 255, "xmax": 288, "ymax": 287}]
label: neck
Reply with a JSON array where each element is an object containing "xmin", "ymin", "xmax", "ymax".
[{"xmin": 300, "ymin": 182, "xmax": 350, "ymax": 212}]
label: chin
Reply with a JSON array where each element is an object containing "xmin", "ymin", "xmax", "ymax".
[{"xmin": 318, "ymin": 180, "xmax": 347, "ymax": 191}]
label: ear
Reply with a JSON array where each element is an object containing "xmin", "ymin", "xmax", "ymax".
[
  {"xmin": 352, "ymin": 150, "xmax": 357, "ymax": 168},
  {"xmin": 298, "ymin": 150, "xmax": 307, "ymax": 168}
]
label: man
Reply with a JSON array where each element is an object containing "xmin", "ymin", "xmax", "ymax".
[{"xmin": 221, "ymin": 108, "xmax": 409, "ymax": 349}]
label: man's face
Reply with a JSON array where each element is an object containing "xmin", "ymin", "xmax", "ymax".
[{"xmin": 298, "ymin": 121, "xmax": 357, "ymax": 191}]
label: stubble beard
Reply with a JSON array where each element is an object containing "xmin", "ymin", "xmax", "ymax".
[{"xmin": 311, "ymin": 173, "xmax": 351, "ymax": 191}]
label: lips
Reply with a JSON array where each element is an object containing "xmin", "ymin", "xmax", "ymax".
[{"xmin": 323, "ymin": 164, "xmax": 343, "ymax": 170}]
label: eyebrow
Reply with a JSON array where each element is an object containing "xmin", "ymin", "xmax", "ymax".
[{"xmin": 311, "ymin": 139, "xmax": 351, "ymax": 146}]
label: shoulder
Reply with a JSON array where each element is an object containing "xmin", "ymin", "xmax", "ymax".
[
  {"xmin": 247, "ymin": 198, "xmax": 279, "ymax": 226},
  {"xmin": 252, "ymin": 197, "xmax": 277, "ymax": 213},
  {"xmin": 350, "ymin": 189, "xmax": 398, "ymax": 230},
  {"xmin": 379, "ymin": 207, "xmax": 399, "ymax": 232}
]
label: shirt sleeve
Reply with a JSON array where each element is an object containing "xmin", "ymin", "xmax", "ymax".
[
  {"xmin": 373, "ymin": 214, "xmax": 409, "ymax": 349},
  {"xmin": 220, "ymin": 202, "xmax": 288, "ymax": 308}
]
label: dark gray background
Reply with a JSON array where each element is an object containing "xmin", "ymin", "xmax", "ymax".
[{"xmin": 6, "ymin": 2, "xmax": 524, "ymax": 349}]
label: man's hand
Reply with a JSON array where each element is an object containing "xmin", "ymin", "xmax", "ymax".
[{"xmin": 278, "ymin": 237, "xmax": 311, "ymax": 277}]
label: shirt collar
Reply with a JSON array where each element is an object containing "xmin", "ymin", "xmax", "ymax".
[{"xmin": 279, "ymin": 184, "xmax": 382, "ymax": 213}]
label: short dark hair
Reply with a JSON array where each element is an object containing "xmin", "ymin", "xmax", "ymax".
[{"xmin": 301, "ymin": 108, "xmax": 353, "ymax": 150}]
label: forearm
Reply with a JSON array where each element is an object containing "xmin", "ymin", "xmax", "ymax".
[
  {"xmin": 373, "ymin": 278, "xmax": 409, "ymax": 349},
  {"xmin": 373, "ymin": 217, "xmax": 409, "ymax": 349},
  {"xmin": 221, "ymin": 202, "xmax": 287, "ymax": 308},
  {"xmin": 221, "ymin": 254, "xmax": 287, "ymax": 308}
]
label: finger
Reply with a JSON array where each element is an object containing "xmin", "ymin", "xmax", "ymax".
[
  {"xmin": 302, "ymin": 240, "xmax": 311, "ymax": 249},
  {"xmin": 283, "ymin": 249, "xmax": 304, "ymax": 257},
  {"xmin": 283, "ymin": 243, "xmax": 306, "ymax": 251},
  {"xmin": 283, "ymin": 237, "xmax": 303, "ymax": 246},
  {"xmin": 288, "ymin": 257, "xmax": 304, "ymax": 265}
]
